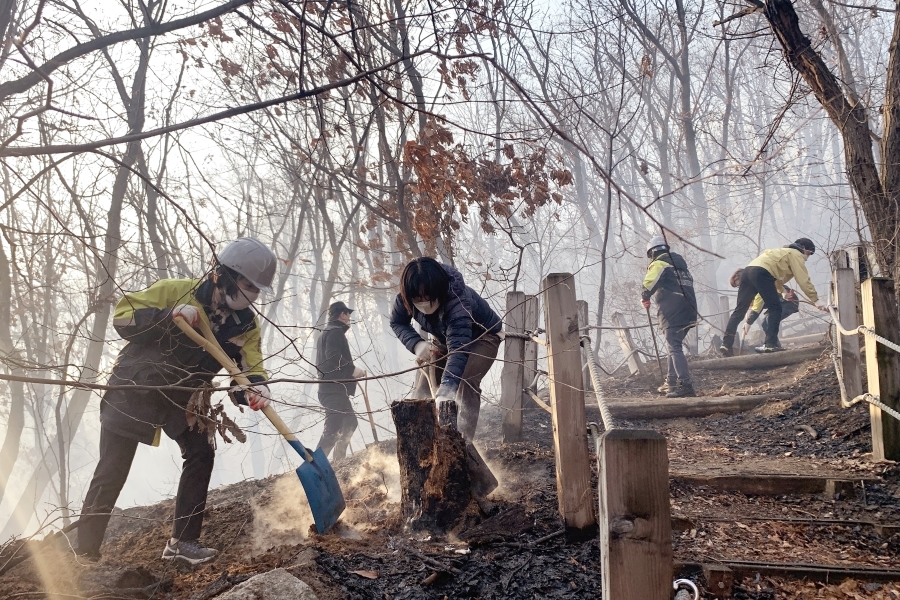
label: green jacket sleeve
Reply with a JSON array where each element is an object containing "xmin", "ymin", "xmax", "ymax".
[
  {"xmin": 112, "ymin": 279, "xmax": 201, "ymax": 345},
  {"xmin": 235, "ymin": 323, "xmax": 268, "ymax": 380},
  {"xmin": 750, "ymin": 294, "xmax": 764, "ymax": 313},
  {"xmin": 642, "ymin": 259, "xmax": 667, "ymax": 300}
]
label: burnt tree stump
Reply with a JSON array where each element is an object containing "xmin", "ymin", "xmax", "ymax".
[{"xmin": 391, "ymin": 398, "xmax": 474, "ymax": 531}]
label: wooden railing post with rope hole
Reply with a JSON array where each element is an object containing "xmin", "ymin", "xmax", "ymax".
[
  {"xmin": 500, "ymin": 291, "xmax": 526, "ymax": 442},
  {"xmin": 861, "ymin": 277, "xmax": 900, "ymax": 460},
  {"xmin": 542, "ymin": 273, "xmax": 596, "ymax": 541}
]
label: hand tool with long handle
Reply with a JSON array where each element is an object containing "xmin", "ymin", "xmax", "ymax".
[
  {"xmin": 360, "ymin": 380, "xmax": 379, "ymax": 444},
  {"xmin": 645, "ymin": 305, "xmax": 665, "ymax": 380},
  {"xmin": 173, "ymin": 316, "xmax": 345, "ymax": 534}
]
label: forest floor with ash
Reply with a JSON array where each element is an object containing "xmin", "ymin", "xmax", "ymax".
[{"xmin": 1, "ymin": 344, "xmax": 898, "ymax": 599}]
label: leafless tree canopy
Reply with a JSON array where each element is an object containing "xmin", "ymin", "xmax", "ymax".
[{"xmin": 0, "ymin": 0, "xmax": 893, "ymax": 536}]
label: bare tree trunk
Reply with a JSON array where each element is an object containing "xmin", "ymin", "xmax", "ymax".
[
  {"xmin": 0, "ymin": 20, "xmax": 150, "ymax": 537},
  {"xmin": 0, "ymin": 238, "xmax": 25, "ymax": 504},
  {"xmin": 762, "ymin": 0, "xmax": 897, "ymax": 281}
]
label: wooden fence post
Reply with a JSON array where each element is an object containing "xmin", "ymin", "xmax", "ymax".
[
  {"xmin": 832, "ymin": 251, "xmax": 863, "ymax": 402},
  {"xmin": 612, "ymin": 312, "xmax": 646, "ymax": 376},
  {"xmin": 577, "ymin": 300, "xmax": 591, "ymax": 392},
  {"xmin": 500, "ymin": 291, "xmax": 526, "ymax": 443},
  {"xmin": 861, "ymin": 278, "xmax": 900, "ymax": 461},
  {"xmin": 543, "ymin": 273, "xmax": 597, "ymax": 540},
  {"xmin": 523, "ymin": 295, "xmax": 539, "ymax": 405},
  {"xmin": 598, "ymin": 429, "xmax": 672, "ymax": 600}
]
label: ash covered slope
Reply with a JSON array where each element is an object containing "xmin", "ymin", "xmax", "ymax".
[{"xmin": 1, "ymin": 350, "xmax": 898, "ymax": 599}]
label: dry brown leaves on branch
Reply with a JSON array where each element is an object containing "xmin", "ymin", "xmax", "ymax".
[
  {"xmin": 401, "ymin": 120, "xmax": 571, "ymax": 252},
  {"xmin": 186, "ymin": 385, "xmax": 247, "ymax": 448}
]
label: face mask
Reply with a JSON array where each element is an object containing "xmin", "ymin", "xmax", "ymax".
[
  {"xmin": 226, "ymin": 288, "xmax": 259, "ymax": 311},
  {"xmin": 414, "ymin": 300, "xmax": 440, "ymax": 315}
]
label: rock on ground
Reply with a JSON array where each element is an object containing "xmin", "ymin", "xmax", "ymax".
[{"xmin": 218, "ymin": 568, "xmax": 317, "ymax": 600}]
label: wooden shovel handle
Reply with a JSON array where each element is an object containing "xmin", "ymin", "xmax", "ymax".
[
  {"xmin": 360, "ymin": 380, "xmax": 379, "ymax": 443},
  {"xmin": 420, "ymin": 365, "xmax": 438, "ymax": 399},
  {"xmin": 172, "ymin": 315, "xmax": 312, "ymax": 461}
]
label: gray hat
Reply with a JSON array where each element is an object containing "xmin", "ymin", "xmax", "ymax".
[
  {"xmin": 646, "ymin": 235, "xmax": 668, "ymax": 258},
  {"xmin": 217, "ymin": 237, "xmax": 277, "ymax": 292}
]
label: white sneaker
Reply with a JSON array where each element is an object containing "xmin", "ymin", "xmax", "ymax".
[{"xmin": 161, "ymin": 539, "xmax": 218, "ymax": 565}]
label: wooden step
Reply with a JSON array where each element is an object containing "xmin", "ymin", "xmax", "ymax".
[
  {"xmin": 670, "ymin": 472, "xmax": 878, "ymax": 497},
  {"xmin": 678, "ymin": 560, "xmax": 900, "ymax": 584},
  {"xmin": 602, "ymin": 393, "xmax": 790, "ymax": 419},
  {"xmin": 696, "ymin": 344, "xmax": 824, "ymax": 370}
]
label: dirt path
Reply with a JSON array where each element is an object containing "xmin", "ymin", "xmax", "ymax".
[{"xmin": 1, "ymin": 350, "xmax": 897, "ymax": 599}]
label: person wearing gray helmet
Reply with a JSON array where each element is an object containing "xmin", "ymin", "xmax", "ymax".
[
  {"xmin": 73, "ymin": 237, "xmax": 277, "ymax": 566},
  {"xmin": 641, "ymin": 235, "xmax": 699, "ymax": 398}
]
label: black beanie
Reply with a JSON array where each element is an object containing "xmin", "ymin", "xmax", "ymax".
[{"xmin": 794, "ymin": 238, "xmax": 815, "ymax": 254}]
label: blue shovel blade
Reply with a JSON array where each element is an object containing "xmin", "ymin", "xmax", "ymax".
[{"xmin": 288, "ymin": 442, "xmax": 346, "ymax": 534}]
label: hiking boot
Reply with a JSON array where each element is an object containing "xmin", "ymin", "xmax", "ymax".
[
  {"xmin": 666, "ymin": 383, "xmax": 697, "ymax": 398},
  {"xmin": 754, "ymin": 345, "xmax": 784, "ymax": 354},
  {"xmin": 161, "ymin": 539, "xmax": 218, "ymax": 565},
  {"xmin": 74, "ymin": 547, "xmax": 101, "ymax": 562},
  {"xmin": 657, "ymin": 380, "xmax": 676, "ymax": 394},
  {"xmin": 718, "ymin": 345, "xmax": 733, "ymax": 358}
]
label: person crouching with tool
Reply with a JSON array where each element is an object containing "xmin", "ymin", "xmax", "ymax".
[
  {"xmin": 389, "ymin": 257, "xmax": 502, "ymax": 440},
  {"xmin": 315, "ymin": 301, "xmax": 366, "ymax": 460},
  {"xmin": 641, "ymin": 236, "xmax": 699, "ymax": 398},
  {"xmin": 729, "ymin": 269, "xmax": 800, "ymax": 344},
  {"xmin": 73, "ymin": 238, "xmax": 277, "ymax": 566},
  {"xmin": 720, "ymin": 238, "xmax": 826, "ymax": 356}
]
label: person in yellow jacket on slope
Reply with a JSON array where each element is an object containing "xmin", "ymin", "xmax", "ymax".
[
  {"xmin": 74, "ymin": 238, "xmax": 277, "ymax": 566},
  {"xmin": 719, "ymin": 238, "xmax": 827, "ymax": 356},
  {"xmin": 728, "ymin": 269, "xmax": 801, "ymax": 340}
]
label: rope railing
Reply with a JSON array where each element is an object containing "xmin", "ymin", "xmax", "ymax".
[
  {"xmin": 827, "ymin": 304, "xmax": 900, "ymax": 422},
  {"xmin": 580, "ymin": 335, "xmax": 617, "ymax": 431}
]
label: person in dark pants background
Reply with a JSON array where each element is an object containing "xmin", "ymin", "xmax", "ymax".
[
  {"xmin": 389, "ymin": 257, "xmax": 502, "ymax": 440},
  {"xmin": 753, "ymin": 287, "xmax": 800, "ymax": 333},
  {"xmin": 641, "ymin": 236, "xmax": 699, "ymax": 398},
  {"xmin": 315, "ymin": 301, "xmax": 365, "ymax": 460},
  {"xmin": 729, "ymin": 269, "xmax": 800, "ymax": 340},
  {"xmin": 720, "ymin": 238, "xmax": 824, "ymax": 355},
  {"xmin": 74, "ymin": 238, "xmax": 277, "ymax": 565}
]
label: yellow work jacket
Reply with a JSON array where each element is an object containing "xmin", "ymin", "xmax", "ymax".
[
  {"xmin": 747, "ymin": 248, "xmax": 818, "ymax": 303},
  {"xmin": 104, "ymin": 278, "xmax": 267, "ymax": 444}
]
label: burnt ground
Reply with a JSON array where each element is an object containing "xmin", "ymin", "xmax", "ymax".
[{"xmin": 1, "ymin": 344, "xmax": 899, "ymax": 599}]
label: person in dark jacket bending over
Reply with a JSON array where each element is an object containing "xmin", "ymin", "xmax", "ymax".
[
  {"xmin": 74, "ymin": 238, "xmax": 277, "ymax": 566},
  {"xmin": 390, "ymin": 258, "xmax": 503, "ymax": 440},
  {"xmin": 316, "ymin": 301, "xmax": 365, "ymax": 460},
  {"xmin": 720, "ymin": 238, "xmax": 825, "ymax": 356},
  {"xmin": 641, "ymin": 236, "xmax": 699, "ymax": 398}
]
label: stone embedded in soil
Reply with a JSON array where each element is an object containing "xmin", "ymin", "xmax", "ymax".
[{"xmin": 217, "ymin": 568, "xmax": 317, "ymax": 600}]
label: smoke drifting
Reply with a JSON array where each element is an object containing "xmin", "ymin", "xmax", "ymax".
[{"xmin": 250, "ymin": 474, "xmax": 315, "ymax": 553}]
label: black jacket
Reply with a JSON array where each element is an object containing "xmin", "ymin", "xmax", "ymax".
[
  {"xmin": 389, "ymin": 263, "xmax": 501, "ymax": 390},
  {"xmin": 316, "ymin": 320, "xmax": 357, "ymax": 398},
  {"xmin": 102, "ymin": 278, "xmax": 267, "ymax": 445},
  {"xmin": 641, "ymin": 252, "xmax": 698, "ymax": 330}
]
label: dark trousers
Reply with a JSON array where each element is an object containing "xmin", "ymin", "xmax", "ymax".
[
  {"xmin": 760, "ymin": 298, "xmax": 800, "ymax": 332},
  {"xmin": 77, "ymin": 426, "xmax": 214, "ymax": 554},
  {"xmin": 434, "ymin": 333, "xmax": 501, "ymax": 440},
  {"xmin": 665, "ymin": 325, "xmax": 692, "ymax": 385},
  {"xmin": 317, "ymin": 392, "xmax": 358, "ymax": 460},
  {"xmin": 723, "ymin": 266, "xmax": 783, "ymax": 349}
]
